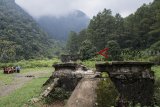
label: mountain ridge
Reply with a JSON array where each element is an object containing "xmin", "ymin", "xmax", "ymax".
[
  {"xmin": 0, "ymin": 0, "xmax": 56, "ymax": 62},
  {"xmin": 35, "ymin": 10, "xmax": 90, "ymax": 40}
]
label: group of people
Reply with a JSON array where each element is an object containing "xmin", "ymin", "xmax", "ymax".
[{"xmin": 3, "ymin": 66, "xmax": 21, "ymax": 74}]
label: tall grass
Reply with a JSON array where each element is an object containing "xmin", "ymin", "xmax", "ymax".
[{"xmin": 0, "ymin": 58, "xmax": 60, "ymax": 68}]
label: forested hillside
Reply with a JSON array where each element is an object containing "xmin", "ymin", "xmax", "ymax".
[
  {"xmin": 36, "ymin": 10, "xmax": 89, "ymax": 40},
  {"xmin": 67, "ymin": 0, "xmax": 160, "ymax": 61},
  {"xmin": 0, "ymin": 0, "xmax": 59, "ymax": 62}
]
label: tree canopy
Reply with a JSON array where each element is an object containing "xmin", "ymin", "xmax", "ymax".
[{"xmin": 66, "ymin": 0, "xmax": 160, "ymax": 60}]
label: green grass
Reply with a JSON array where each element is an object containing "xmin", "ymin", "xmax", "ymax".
[
  {"xmin": 0, "ymin": 58, "xmax": 60, "ymax": 68},
  {"xmin": 0, "ymin": 72, "xmax": 14, "ymax": 84},
  {"xmin": 81, "ymin": 60, "xmax": 96, "ymax": 68},
  {"xmin": 0, "ymin": 58, "xmax": 57, "ymax": 85},
  {"xmin": 0, "ymin": 67, "xmax": 53, "ymax": 85},
  {"xmin": 152, "ymin": 66, "xmax": 160, "ymax": 78},
  {"xmin": 0, "ymin": 77, "xmax": 48, "ymax": 107}
]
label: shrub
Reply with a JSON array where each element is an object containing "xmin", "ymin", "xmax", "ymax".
[{"xmin": 96, "ymin": 78, "xmax": 119, "ymax": 107}]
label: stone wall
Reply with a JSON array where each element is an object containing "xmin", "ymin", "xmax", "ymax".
[{"xmin": 96, "ymin": 61, "xmax": 155, "ymax": 106}]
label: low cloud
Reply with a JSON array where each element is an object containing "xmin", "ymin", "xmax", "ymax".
[{"xmin": 15, "ymin": 0, "xmax": 153, "ymax": 18}]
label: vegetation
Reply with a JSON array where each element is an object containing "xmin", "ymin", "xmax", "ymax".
[
  {"xmin": 0, "ymin": 71, "xmax": 14, "ymax": 84},
  {"xmin": 79, "ymin": 40, "xmax": 96, "ymax": 60},
  {"xmin": 0, "ymin": 67, "xmax": 53, "ymax": 107},
  {"xmin": 152, "ymin": 66, "xmax": 160, "ymax": 106},
  {"xmin": 0, "ymin": 58, "xmax": 59, "ymax": 68},
  {"xmin": 96, "ymin": 78, "xmax": 118, "ymax": 107},
  {"xmin": 0, "ymin": 77, "xmax": 48, "ymax": 107},
  {"xmin": 0, "ymin": 67, "xmax": 53, "ymax": 84},
  {"xmin": 0, "ymin": 0, "xmax": 160, "ymax": 106},
  {"xmin": 66, "ymin": 0, "xmax": 160, "ymax": 61},
  {"xmin": 0, "ymin": 0, "xmax": 64, "ymax": 62},
  {"xmin": 0, "ymin": 58, "xmax": 57, "ymax": 85}
]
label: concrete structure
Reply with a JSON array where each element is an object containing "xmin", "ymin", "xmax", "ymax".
[{"xmin": 96, "ymin": 61, "xmax": 155, "ymax": 107}]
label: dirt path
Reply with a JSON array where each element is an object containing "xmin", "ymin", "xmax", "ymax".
[{"xmin": 0, "ymin": 71, "xmax": 51, "ymax": 97}]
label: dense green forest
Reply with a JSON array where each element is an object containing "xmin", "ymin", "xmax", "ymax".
[
  {"xmin": 67, "ymin": 0, "xmax": 160, "ymax": 61},
  {"xmin": 0, "ymin": 0, "xmax": 63, "ymax": 62}
]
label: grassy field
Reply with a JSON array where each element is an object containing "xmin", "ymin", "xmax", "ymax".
[
  {"xmin": 0, "ymin": 67, "xmax": 53, "ymax": 85},
  {"xmin": 0, "ymin": 67, "xmax": 53, "ymax": 107},
  {"xmin": 0, "ymin": 77, "xmax": 48, "ymax": 107},
  {"xmin": 0, "ymin": 58, "xmax": 58, "ymax": 84},
  {"xmin": 0, "ymin": 58, "xmax": 55, "ymax": 107}
]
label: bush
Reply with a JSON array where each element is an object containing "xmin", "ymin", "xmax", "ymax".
[
  {"xmin": 96, "ymin": 78, "xmax": 119, "ymax": 107},
  {"xmin": 81, "ymin": 60, "xmax": 96, "ymax": 68}
]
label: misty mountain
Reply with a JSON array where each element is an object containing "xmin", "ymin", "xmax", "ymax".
[
  {"xmin": 36, "ymin": 10, "xmax": 90, "ymax": 40},
  {"xmin": 0, "ymin": 0, "xmax": 56, "ymax": 62}
]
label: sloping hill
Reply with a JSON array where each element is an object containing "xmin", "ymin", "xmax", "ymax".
[
  {"xmin": 36, "ymin": 10, "xmax": 90, "ymax": 40},
  {"xmin": 0, "ymin": 0, "xmax": 55, "ymax": 62}
]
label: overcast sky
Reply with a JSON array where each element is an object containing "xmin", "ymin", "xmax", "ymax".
[{"xmin": 15, "ymin": 0, "xmax": 153, "ymax": 18}]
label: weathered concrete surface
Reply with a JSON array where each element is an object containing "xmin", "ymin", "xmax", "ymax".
[
  {"xmin": 66, "ymin": 78, "xmax": 100, "ymax": 107},
  {"xmin": 42, "ymin": 63, "xmax": 95, "ymax": 99},
  {"xmin": 96, "ymin": 61, "xmax": 155, "ymax": 106}
]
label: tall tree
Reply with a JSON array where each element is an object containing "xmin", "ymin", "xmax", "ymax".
[
  {"xmin": 79, "ymin": 40, "xmax": 96, "ymax": 60},
  {"xmin": 66, "ymin": 31, "xmax": 79, "ymax": 54}
]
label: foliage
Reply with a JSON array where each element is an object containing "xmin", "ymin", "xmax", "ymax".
[
  {"xmin": 150, "ymin": 56, "xmax": 160, "ymax": 65},
  {"xmin": 106, "ymin": 40, "xmax": 122, "ymax": 61},
  {"xmin": 150, "ymin": 41, "xmax": 160, "ymax": 51},
  {"xmin": 96, "ymin": 78, "xmax": 119, "ymax": 107},
  {"xmin": 0, "ymin": 58, "xmax": 60, "ymax": 68},
  {"xmin": 0, "ymin": 0, "xmax": 62, "ymax": 62},
  {"xmin": 152, "ymin": 66, "xmax": 160, "ymax": 106},
  {"xmin": 66, "ymin": 31, "xmax": 79, "ymax": 54},
  {"xmin": 152, "ymin": 66, "xmax": 160, "ymax": 78},
  {"xmin": 66, "ymin": 0, "xmax": 160, "ymax": 61},
  {"xmin": 81, "ymin": 60, "xmax": 96, "ymax": 68},
  {"xmin": 79, "ymin": 40, "xmax": 97, "ymax": 60}
]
